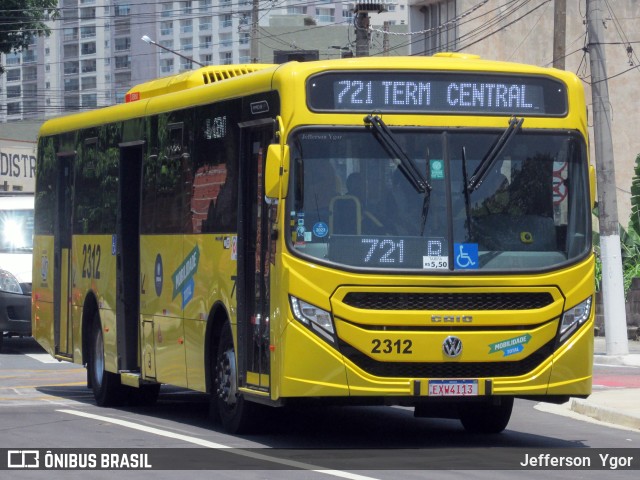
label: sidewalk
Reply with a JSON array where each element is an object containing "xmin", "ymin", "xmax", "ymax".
[{"xmin": 566, "ymin": 336, "xmax": 640, "ymax": 430}]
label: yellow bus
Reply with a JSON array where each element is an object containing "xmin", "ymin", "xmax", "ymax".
[{"xmin": 33, "ymin": 54, "xmax": 595, "ymax": 434}]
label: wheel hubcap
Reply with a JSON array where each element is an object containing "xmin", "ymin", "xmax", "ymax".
[{"xmin": 216, "ymin": 348, "xmax": 237, "ymax": 407}]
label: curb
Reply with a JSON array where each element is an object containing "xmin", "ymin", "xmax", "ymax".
[
  {"xmin": 569, "ymin": 398, "xmax": 640, "ymax": 430},
  {"xmin": 593, "ymin": 354, "xmax": 640, "ymax": 367}
]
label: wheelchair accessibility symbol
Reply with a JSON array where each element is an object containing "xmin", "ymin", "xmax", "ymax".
[{"xmin": 454, "ymin": 243, "xmax": 478, "ymax": 270}]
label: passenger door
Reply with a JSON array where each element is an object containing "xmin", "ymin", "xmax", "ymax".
[
  {"xmin": 53, "ymin": 153, "xmax": 74, "ymax": 359},
  {"xmin": 237, "ymin": 121, "xmax": 275, "ymax": 393}
]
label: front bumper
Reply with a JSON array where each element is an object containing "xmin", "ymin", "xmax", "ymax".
[{"xmin": 0, "ymin": 291, "xmax": 32, "ymax": 335}]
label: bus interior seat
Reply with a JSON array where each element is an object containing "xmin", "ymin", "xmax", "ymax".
[{"xmin": 329, "ymin": 195, "xmax": 362, "ymax": 235}]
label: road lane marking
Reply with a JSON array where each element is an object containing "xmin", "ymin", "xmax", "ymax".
[
  {"xmin": 0, "ymin": 382, "xmax": 86, "ymax": 390},
  {"xmin": 58, "ymin": 409, "xmax": 380, "ymax": 479}
]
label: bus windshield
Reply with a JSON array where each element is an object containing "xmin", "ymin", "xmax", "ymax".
[{"xmin": 287, "ymin": 127, "xmax": 590, "ymax": 272}]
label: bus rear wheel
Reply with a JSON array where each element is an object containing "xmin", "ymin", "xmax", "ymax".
[
  {"xmin": 212, "ymin": 321, "xmax": 257, "ymax": 434},
  {"xmin": 89, "ymin": 312, "xmax": 126, "ymax": 406},
  {"xmin": 458, "ymin": 397, "xmax": 514, "ymax": 434}
]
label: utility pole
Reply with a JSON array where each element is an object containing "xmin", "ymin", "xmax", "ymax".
[
  {"xmin": 355, "ymin": 7, "xmax": 370, "ymax": 57},
  {"xmin": 250, "ymin": 0, "xmax": 259, "ymax": 63},
  {"xmin": 383, "ymin": 21, "xmax": 390, "ymax": 56},
  {"xmin": 553, "ymin": 0, "xmax": 566, "ymax": 69},
  {"xmin": 586, "ymin": 0, "xmax": 629, "ymax": 355}
]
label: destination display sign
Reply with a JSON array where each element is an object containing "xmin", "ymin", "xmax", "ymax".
[{"xmin": 307, "ymin": 72, "xmax": 567, "ymax": 116}]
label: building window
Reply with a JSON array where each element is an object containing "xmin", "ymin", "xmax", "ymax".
[
  {"xmin": 82, "ymin": 76, "xmax": 97, "ymax": 89},
  {"xmin": 81, "ymin": 26, "xmax": 96, "ymax": 39},
  {"xmin": 23, "ymin": 84, "xmax": 37, "ymax": 97},
  {"xmin": 5, "ymin": 53, "xmax": 20, "ymax": 65},
  {"xmin": 115, "ymin": 3, "xmax": 131, "ymax": 16},
  {"xmin": 199, "ymin": 18, "xmax": 211, "ymax": 31},
  {"xmin": 82, "ymin": 59, "xmax": 97, "ymax": 73},
  {"xmin": 180, "ymin": 19, "xmax": 193, "ymax": 34},
  {"xmin": 80, "ymin": 7, "xmax": 96, "ymax": 19},
  {"xmin": 23, "ymin": 67, "xmax": 37, "ymax": 81},
  {"xmin": 315, "ymin": 8, "xmax": 334, "ymax": 23},
  {"xmin": 65, "ymin": 96, "xmax": 80, "ymax": 110},
  {"xmin": 7, "ymin": 102, "xmax": 21, "ymax": 115},
  {"xmin": 161, "ymin": 3, "xmax": 173, "ymax": 17},
  {"xmin": 220, "ymin": 51, "xmax": 232, "ymax": 65},
  {"xmin": 6, "ymin": 86, "xmax": 21, "ymax": 98},
  {"xmin": 161, "ymin": 21, "xmax": 173, "ymax": 36},
  {"xmin": 220, "ymin": 14, "xmax": 232, "ymax": 28},
  {"xmin": 115, "ymin": 37, "xmax": 131, "ymax": 51},
  {"xmin": 6, "ymin": 69, "xmax": 20, "ymax": 81},
  {"xmin": 82, "ymin": 94, "xmax": 98, "ymax": 108},
  {"xmin": 64, "ymin": 61, "xmax": 79, "ymax": 75},
  {"xmin": 81, "ymin": 42, "xmax": 96, "ymax": 55},
  {"xmin": 64, "ymin": 78, "xmax": 80, "ymax": 91},
  {"xmin": 23, "ymin": 51, "xmax": 37, "ymax": 63},
  {"xmin": 160, "ymin": 58, "xmax": 174, "ymax": 73},
  {"xmin": 220, "ymin": 33, "xmax": 232, "ymax": 48},
  {"xmin": 115, "ymin": 55, "xmax": 131, "ymax": 69},
  {"xmin": 160, "ymin": 40, "xmax": 174, "ymax": 54}
]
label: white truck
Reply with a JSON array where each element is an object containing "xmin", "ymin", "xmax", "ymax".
[{"xmin": 0, "ymin": 146, "xmax": 35, "ymax": 352}]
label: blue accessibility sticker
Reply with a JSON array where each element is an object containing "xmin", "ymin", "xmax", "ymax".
[{"xmin": 453, "ymin": 243, "xmax": 478, "ymax": 269}]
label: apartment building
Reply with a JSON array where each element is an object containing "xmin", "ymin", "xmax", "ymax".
[{"xmin": 0, "ymin": 1, "xmax": 410, "ymax": 124}]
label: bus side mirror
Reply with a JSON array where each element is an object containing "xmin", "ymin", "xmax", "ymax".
[
  {"xmin": 589, "ymin": 164, "xmax": 596, "ymax": 209},
  {"xmin": 265, "ymin": 144, "xmax": 289, "ymax": 200}
]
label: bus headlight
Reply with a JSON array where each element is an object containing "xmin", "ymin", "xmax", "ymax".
[
  {"xmin": 558, "ymin": 297, "xmax": 592, "ymax": 344},
  {"xmin": 0, "ymin": 269, "xmax": 23, "ymax": 294},
  {"xmin": 289, "ymin": 295, "xmax": 336, "ymax": 343}
]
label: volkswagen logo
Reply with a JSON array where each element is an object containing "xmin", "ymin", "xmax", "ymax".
[{"xmin": 442, "ymin": 336, "xmax": 463, "ymax": 358}]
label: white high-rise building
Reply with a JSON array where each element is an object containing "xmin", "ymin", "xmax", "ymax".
[{"xmin": 0, "ymin": 1, "xmax": 410, "ymax": 122}]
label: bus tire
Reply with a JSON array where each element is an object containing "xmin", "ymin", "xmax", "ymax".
[
  {"xmin": 212, "ymin": 321, "xmax": 257, "ymax": 434},
  {"xmin": 89, "ymin": 312, "xmax": 125, "ymax": 407},
  {"xmin": 458, "ymin": 397, "xmax": 513, "ymax": 434}
]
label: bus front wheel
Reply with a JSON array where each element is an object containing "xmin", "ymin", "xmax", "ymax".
[
  {"xmin": 212, "ymin": 321, "xmax": 257, "ymax": 433},
  {"xmin": 89, "ymin": 312, "xmax": 125, "ymax": 406},
  {"xmin": 458, "ymin": 397, "xmax": 514, "ymax": 434}
]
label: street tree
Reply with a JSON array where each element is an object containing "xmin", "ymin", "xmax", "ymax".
[{"xmin": 0, "ymin": 0, "xmax": 59, "ymax": 74}]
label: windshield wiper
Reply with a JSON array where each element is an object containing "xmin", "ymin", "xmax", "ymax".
[
  {"xmin": 364, "ymin": 114, "xmax": 431, "ymax": 194},
  {"xmin": 467, "ymin": 116, "xmax": 524, "ymax": 192},
  {"xmin": 461, "ymin": 146, "xmax": 472, "ymax": 239}
]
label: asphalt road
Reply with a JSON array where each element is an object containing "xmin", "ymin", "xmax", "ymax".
[{"xmin": 1, "ymin": 336, "xmax": 639, "ymax": 479}]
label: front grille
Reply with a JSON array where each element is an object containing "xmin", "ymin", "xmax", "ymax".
[
  {"xmin": 339, "ymin": 339, "xmax": 555, "ymax": 378},
  {"xmin": 342, "ymin": 292, "xmax": 554, "ymax": 311}
]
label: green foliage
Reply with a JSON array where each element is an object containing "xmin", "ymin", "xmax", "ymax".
[
  {"xmin": 621, "ymin": 153, "xmax": 640, "ymax": 297},
  {"xmin": 0, "ymin": 0, "xmax": 59, "ymax": 73},
  {"xmin": 620, "ymin": 225, "xmax": 640, "ymax": 296},
  {"xmin": 595, "ymin": 153, "xmax": 640, "ymax": 297}
]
